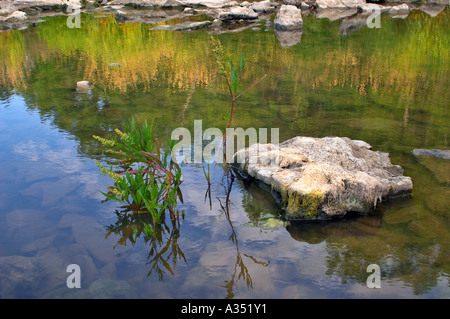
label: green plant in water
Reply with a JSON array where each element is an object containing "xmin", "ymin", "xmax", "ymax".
[
  {"xmin": 93, "ymin": 117, "xmax": 183, "ymax": 228},
  {"xmin": 210, "ymin": 36, "xmax": 266, "ymax": 132}
]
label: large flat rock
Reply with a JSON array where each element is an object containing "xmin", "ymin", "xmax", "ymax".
[{"xmin": 233, "ymin": 136, "xmax": 413, "ymax": 220}]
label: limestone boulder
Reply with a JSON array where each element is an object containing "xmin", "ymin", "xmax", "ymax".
[
  {"xmin": 274, "ymin": 4, "xmax": 303, "ymax": 31},
  {"xmin": 233, "ymin": 136, "xmax": 413, "ymax": 220}
]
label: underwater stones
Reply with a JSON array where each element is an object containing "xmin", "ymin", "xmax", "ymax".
[
  {"xmin": 233, "ymin": 136, "xmax": 413, "ymax": 220},
  {"xmin": 412, "ymin": 149, "xmax": 450, "ymax": 160},
  {"xmin": 150, "ymin": 20, "xmax": 212, "ymax": 30},
  {"xmin": 274, "ymin": 4, "xmax": 303, "ymax": 31}
]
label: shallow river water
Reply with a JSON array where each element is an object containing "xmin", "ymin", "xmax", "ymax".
[{"xmin": 0, "ymin": 8, "xmax": 448, "ymax": 298}]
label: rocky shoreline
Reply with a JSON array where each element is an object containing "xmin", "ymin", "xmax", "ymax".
[{"xmin": 0, "ymin": 0, "xmax": 447, "ymax": 45}]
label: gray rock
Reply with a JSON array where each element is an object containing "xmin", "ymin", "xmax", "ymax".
[
  {"xmin": 179, "ymin": 0, "xmax": 237, "ymax": 8},
  {"xmin": 76, "ymin": 80, "xmax": 93, "ymax": 92},
  {"xmin": 218, "ymin": 6, "xmax": 258, "ymax": 20},
  {"xmin": 183, "ymin": 6, "xmax": 195, "ymax": 13},
  {"xmin": 233, "ymin": 136, "xmax": 413, "ymax": 220},
  {"xmin": 212, "ymin": 18, "xmax": 223, "ymax": 27},
  {"xmin": 412, "ymin": 149, "xmax": 450, "ymax": 160},
  {"xmin": 250, "ymin": 0, "xmax": 277, "ymax": 13},
  {"xmin": 388, "ymin": 3, "xmax": 409, "ymax": 14},
  {"xmin": 0, "ymin": 255, "xmax": 43, "ymax": 298},
  {"xmin": 108, "ymin": 0, "xmax": 179, "ymax": 8},
  {"xmin": 274, "ymin": 4, "xmax": 303, "ymax": 31}
]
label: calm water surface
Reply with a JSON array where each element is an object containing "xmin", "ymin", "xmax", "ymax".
[{"xmin": 0, "ymin": 8, "xmax": 448, "ymax": 298}]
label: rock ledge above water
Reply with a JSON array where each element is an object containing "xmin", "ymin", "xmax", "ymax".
[{"xmin": 233, "ymin": 136, "xmax": 413, "ymax": 220}]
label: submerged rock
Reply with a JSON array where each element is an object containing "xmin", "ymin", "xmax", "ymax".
[
  {"xmin": 412, "ymin": 149, "xmax": 450, "ymax": 160},
  {"xmin": 150, "ymin": 20, "xmax": 212, "ymax": 30},
  {"xmin": 249, "ymin": 0, "xmax": 277, "ymax": 13},
  {"xmin": 233, "ymin": 136, "xmax": 413, "ymax": 220},
  {"xmin": 274, "ymin": 4, "xmax": 303, "ymax": 31}
]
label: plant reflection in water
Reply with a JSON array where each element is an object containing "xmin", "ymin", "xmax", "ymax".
[
  {"xmin": 105, "ymin": 206, "xmax": 186, "ymax": 281},
  {"xmin": 217, "ymin": 171, "xmax": 270, "ymax": 299}
]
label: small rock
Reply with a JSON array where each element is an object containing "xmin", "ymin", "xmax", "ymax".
[
  {"xmin": 218, "ymin": 6, "xmax": 258, "ymax": 20},
  {"xmin": 419, "ymin": 4, "xmax": 446, "ymax": 18},
  {"xmin": 274, "ymin": 5, "xmax": 303, "ymax": 31},
  {"xmin": 233, "ymin": 136, "xmax": 413, "ymax": 220},
  {"xmin": 4, "ymin": 11, "xmax": 27, "ymax": 21},
  {"xmin": 250, "ymin": 0, "xmax": 276, "ymax": 13},
  {"xmin": 284, "ymin": 0, "xmax": 301, "ymax": 7},
  {"xmin": 412, "ymin": 149, "xmax": 450, "ymax": 160},
  {"xmin": 212, "ymin": 18, "xmax": 223, "ymax": 27},
  {"xmin": 183, "ymin": 7, "xmax": 195, "ymax": 14},
  {"xmin": 357, "ymin": 3, "xmax": 392, "ymax": 13},
  {"xmin": 76, "ymin": 81, "xmax": 93, "ymax": 92}
]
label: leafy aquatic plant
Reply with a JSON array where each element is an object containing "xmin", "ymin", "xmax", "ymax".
[
  {"xmin": 210, "ymin": 36, "xmax": 266, "ymax": 132},
  {"xmin": 93, "ymin": 117, "xmax": 183, "ymax": 228}
]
